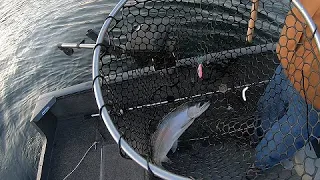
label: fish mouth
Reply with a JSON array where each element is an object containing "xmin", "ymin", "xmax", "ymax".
[
  {"xmin": 198, "ymin": 101, "xmax": 210, "ymax": 111},
  {"xmin": 187, "ymin": 101, "xmax": 211, "ymax": 118}
]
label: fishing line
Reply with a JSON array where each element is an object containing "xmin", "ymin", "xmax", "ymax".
[{"xmin": 62, "ymin": 142, "xmax": 98, "ymax": 180}]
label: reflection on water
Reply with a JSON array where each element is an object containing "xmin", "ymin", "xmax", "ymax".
[
  {"xmin": 0, "ymin": 0, "xmax": 287, "ymax": 179},
  {"xmin": 0, "ymin": 0, "xmax": 117, "ymax": 179}
]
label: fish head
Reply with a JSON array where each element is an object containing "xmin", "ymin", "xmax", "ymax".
[{"xmin": 187, "ymin": 101, "xmax": 210, "ymax": 119}]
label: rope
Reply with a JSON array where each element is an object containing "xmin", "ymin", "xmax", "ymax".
[
  {"xmin": 93, "ymin": 43, "xmax": 109, "ymax": 57},
  {"xmin": 62, "ymin": 141, "xmax": 98, "ymax": 180},
  {"xmin": 118, "ymin": 135, "xmax": 131, "ymax": 159},
  {"xmin": 301, "ymin": 69, "xmax": 311, "ymax": 149},
  {"xmin": 300, "ymin": 28, "xmax": 318, "ymax": 149},
  {"xmin": 147, "ymin": 161, "xmax": 155, "ymax": 178},
  {"xmin": 92, "ymin": 75, "xmax": 104, "ymax": 89},
  {"xmin": 105, "ymin": 15, "xmax": 117, "ymax": 22}
]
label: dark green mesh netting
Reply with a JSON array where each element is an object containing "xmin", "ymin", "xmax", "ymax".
[{"xmin": 96, "ymin": 0, "xmax": 320, "ymax": 179}]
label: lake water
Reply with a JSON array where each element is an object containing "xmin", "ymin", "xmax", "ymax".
[
  {"xmin": 0, "ymin": 0, "xmax": 288, "ymax": 179},
  {"xmin": 0, "ymin": 0, "xmax": 118, "ymax": 179}
]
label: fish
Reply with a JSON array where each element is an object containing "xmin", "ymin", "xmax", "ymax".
[{"xmin": 152, "ymin": 101, "xmax": 210, "ymax": 166}]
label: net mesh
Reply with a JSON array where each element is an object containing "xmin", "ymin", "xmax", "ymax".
[{"xmin": 96, "ymin": 0, "xmax": 320, "ymax": 179}]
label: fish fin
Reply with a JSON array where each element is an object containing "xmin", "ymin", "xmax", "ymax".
[
  {"xmin": 163, "ymin": 156, "xmax": 172, "ymax": 164},
  {"xmin": 151, "ymin": 131, "xmax": 156, "ymax": 143},
  {"xmin": 154, "ymin": 158, "xmax": 163, "ymax": 167},
  {"xmin": 171, "ymin": 140, "xmax": 178, "ymax": 153},
  {"xmin": 157, "ymin": 163, "xmax": 164, "ymax": 169},
  {"xmin": 187, "ymin": 101, "xmax": 210, "ymax": 119}
]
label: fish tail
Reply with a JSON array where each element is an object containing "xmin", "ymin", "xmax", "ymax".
[
  {"xmin": 188, "ymin": 101, "xmax": 210, "ymax": 119},
  {"xmin": 153, "ymin": 157, "xmax": 162, "ymax": 167}
]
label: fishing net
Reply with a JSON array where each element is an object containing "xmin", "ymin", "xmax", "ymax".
[{"xmin": 93, "ymin": 0, "xmax": 320, "ymax": 179}]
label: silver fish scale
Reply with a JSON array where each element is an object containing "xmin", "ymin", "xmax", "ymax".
[
  {"xmin": 152, "ymin": 102, "xmax": 210, "ymax": 166},
  {"xmin": 155, "ymin": 103, "xmax": 190, "ymax": 130}
]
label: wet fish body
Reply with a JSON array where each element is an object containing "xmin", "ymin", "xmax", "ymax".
[{"xmin": 152, "ymin": 101, "xmax": 210, "ymax": 166}]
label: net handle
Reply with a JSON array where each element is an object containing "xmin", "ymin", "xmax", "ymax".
[
  {"xmin": 246, "ymin": 0, "xmax": 259, "ymax": 43},
  {"xmin": 92, "ymin": 0, "xmax": 320, "ymax": 179}
]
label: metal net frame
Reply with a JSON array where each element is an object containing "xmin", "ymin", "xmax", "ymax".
[{"xmin": 92, "ymin": 0, "xmax": 320, "ymax": 179}]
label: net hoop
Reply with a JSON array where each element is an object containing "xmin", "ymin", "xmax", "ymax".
[{"xmin": 92, "ymin": 0, "xmax": 320, "ymax": 179}]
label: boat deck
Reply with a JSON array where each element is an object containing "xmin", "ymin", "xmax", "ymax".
[
  {"xmin": 32, "ymin": 90, "xmax": 148, "ymax": 180},
  {"xmin": 49, "ymin": 115, "xmax": 101, "ymax": 180}
]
